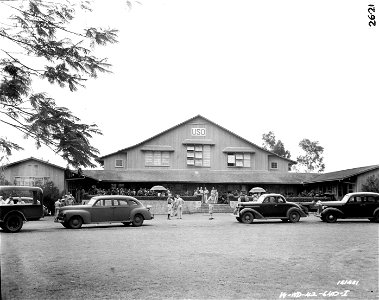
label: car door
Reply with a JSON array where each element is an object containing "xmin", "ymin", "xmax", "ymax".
[
  {"xmin": 112, "ymin": 199, "xmax": 132, "ymax": 221},
  {"xmin": 275, "ymin": 196, "xmax": 290, "ymax": 217},
  {"xmin": 343, "ymin": 196, "xmax": 366, "ymax": 217},
  {"xmin": 361, "ymin": 195, "xmax": 379, "ymax": 217},
  {"xmin": 260, "ymin": 196, "xmax": 277, "ymax": 217},
  {"xmin": 90, "ymin": 199, "xmax": 113, "ymax": 222}
]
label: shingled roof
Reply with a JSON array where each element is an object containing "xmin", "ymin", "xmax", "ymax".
[
  {"xmin": 2, "ymin": 157, "xmax": 66, "ymax": 171},
  {"xmin": 82, "ymin": 169, "xmax": 317, "ymax": 184},
  {"xmin": 304, "ymin": 165, "xmax": 379, "ymax": 183}
]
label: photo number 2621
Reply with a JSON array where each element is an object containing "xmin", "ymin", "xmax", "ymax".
[{"xmin": 368, "ymin": 4, "xmax": 376, "ymax": 27}]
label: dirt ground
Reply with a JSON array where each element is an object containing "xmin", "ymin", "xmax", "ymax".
[{"xmin": 1, "ymin": 213, "xmax": 378, "ymax": 300}]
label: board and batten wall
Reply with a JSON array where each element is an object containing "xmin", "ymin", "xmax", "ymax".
[
  {"xmin": 103, "ymin": 117, "xmax": 290, "ymax": 172},
  {"xmin": 3, "ymin": 160, "xmax": 65, "ymax": 192}
]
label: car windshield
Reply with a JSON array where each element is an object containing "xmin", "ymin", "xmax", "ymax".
[
  {"xmin": 341, "ymin": 194, "xmax": 352, "ymax": 202},
  {"xmin": 87, "ymin": 198, "xmax": 98, "ymax": 206},
  {"xmin": 256, "ymin": 195, "xmax": 266, "ymax": 203}
]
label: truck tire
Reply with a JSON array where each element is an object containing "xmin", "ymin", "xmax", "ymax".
[{"xmin": 3, "ymin": 214, "xmax": 23, "ymax": 233}]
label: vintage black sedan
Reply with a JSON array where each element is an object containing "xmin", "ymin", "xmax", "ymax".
[
  {"xmin": 55, "ymin": 195, "xmax": 154, "ymax": 229},
  {"xmin": 319, "ymin": 192, "xmax": 379, "ymax": 223},
  {"xmin": 233, "ymin": 193, "xmax": 308, "ymax": 224}
]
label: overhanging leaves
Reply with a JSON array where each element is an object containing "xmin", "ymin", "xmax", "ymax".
[{"xmin": 0, "ymin": 0, "xmax": 121, "ymax": 168}]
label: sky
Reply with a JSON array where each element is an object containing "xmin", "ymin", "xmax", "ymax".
[{"xmin": 1, "ymin": 0, "xmax": 378, "ymax": 172}]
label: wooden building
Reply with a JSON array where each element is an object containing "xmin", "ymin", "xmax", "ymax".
[
  {"xmin": 3, "ymin": 116, "xmax": 378, "ymax": 201},
  {"xmin": 79, "ymin": 115, "xmax": 312, "ymax": 196},
  {"xmin": 1, "ymin": 157, "xmax": 67, "ymax": 193}
]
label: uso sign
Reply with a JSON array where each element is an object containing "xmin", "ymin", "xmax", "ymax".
[{"xmin": 191, "ymin": 128, "xmax": 206, "ymax": 136}]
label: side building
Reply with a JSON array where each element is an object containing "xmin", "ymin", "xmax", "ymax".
[{"xmin": 1, "ymin": 157, "xmax": 67, "ymax": 193}]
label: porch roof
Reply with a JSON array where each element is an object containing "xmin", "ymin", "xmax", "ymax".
[
  {"xmin": 82, "ymin": 169, "xmax": 317, "ymax": 185},
  {"xmin": 304, "ymin": 165, "xmax": 379, "ymax": 183}
]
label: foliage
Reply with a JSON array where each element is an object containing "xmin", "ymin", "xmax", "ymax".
[
  {"xmin": 0, "ymin": 172, "xmax": 10, "ymax": 185},
  {"xmin": 261, "ymin": 131, "xmax": 291, "ymax": 159},
  {"xmin": 0, "ymin": 0, "xmax": 120, "ymax": 168},
  {"xmin": 37, "ymin": 180, "xmax": 60, "ymax": 213},
  {"xmin": 296, "ymin": 139, "xmax": 325, "ymax": 173},
  {"xmin": 361, "ymin": 175, "xmax": 379, "ymax": 193}
]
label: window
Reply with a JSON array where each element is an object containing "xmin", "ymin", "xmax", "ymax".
[
  {"xmin": 118, "ymin": 200, "xmax": 128, "ymax": 206},
  {"xmin": 128, "ymin": 200, "xmax": 139, "ymax": 206},
  {"xmin": 348, "ymin": 196, "xmax": 362, "ymax": 203},
  {"xmin": 186, "ymin": 145, "xmax": 210, "ymax": 167},
  {"xmin": 271, "ymin": 162, "xmax": 278, "ymax": 169},
  {"xmin": 14, "ymin": 176, "xmax": 50, "ymax": 187},
  {"xmin": 115, "ymin": 159, "xmax": 124, "ymax": 168},
  {"xmin": 227, "ymin": 153, "xmax": 250, "ymax": 167},
  {"xmin": 367, "ymin": 196, "xmax": 379, "ymax": 203},
  {"xmin": 145, "ymin": 151, "xmax": 170, "ymax": 166},
  {"xmin": 103, "ymin": 200, "xmax": 113, "ymax": 206}
]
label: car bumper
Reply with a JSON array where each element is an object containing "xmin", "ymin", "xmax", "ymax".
[{"xmin": 54, "ymin": 214, "xmax": 65, "ymax": 223}]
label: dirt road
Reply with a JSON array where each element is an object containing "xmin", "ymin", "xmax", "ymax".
[{"xmin": 1, "ymin": 214, "xmax": 378, "ymax": 299}]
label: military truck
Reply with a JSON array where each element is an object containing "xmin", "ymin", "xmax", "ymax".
[{"xmin": 0, "ymin": 186, "xmax": 44, "ymax": 233}]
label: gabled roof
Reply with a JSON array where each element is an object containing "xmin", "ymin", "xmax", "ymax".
[
  {"xmin": 98, "ymin": 114, "xmax": 297, "ymax": 164},
  {"xmin": 2, "ymin": 157, "xmax": 66, "ymax": 171},
  {"xmin": 82, "ymin": 169, "xmax": 315, "ymax": 184},
  {"xmin": 304, "ymin": 165, "xmax": 379, "ymax": 183}
]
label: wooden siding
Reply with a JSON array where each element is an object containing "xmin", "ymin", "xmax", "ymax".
[
  {"xmin": 357, "ymin": 169, "xmax": 379, "ymax": 191},
  {"xmin": 103, "ymin": 116, "xmax": 291, "ymax": 173},
  {"xmin": 2, "ymin": 159, "xmax": 65, "ymax": 192},
  {"xmin": 268, "ymin": 155, "xmax": 290, "ymax": 172},
  {"xmin": 103, "ymin": 153, "xmax": 127, "ymax": 171}
]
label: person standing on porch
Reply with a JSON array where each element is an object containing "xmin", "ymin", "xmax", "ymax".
[
  {"xmin": 198, "ymin": 187, "xmax": 204, "ymax": 202},
  {"xmin": 204, "ymin": 187, "xmax": 209, "ymax": 204}
]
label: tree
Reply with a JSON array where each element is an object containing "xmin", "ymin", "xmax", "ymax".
[
  {"xmin": 0, "ymin": 0, "xmax": 120, "ymax": 168},
  {"xmin": 361, "ymin": 175, "xmax": 379, "ymax": 193},
  {"xmin": 37, "ymin": 180, "xmax": 60, "ymax": 214},
  {"xmin": 296, "ymin": 139, "xmax": 325, "ymax": 173},
  {"xmin": 262, "ymin": 131, "xmax": 291, "ymax": 159}
]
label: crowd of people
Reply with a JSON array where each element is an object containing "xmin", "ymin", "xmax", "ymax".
[
  {"xmin": 87, "ymin": 186, "xmax": 170, "ymax": 197},
  {"xmin": 166, "ymin": 193, "xmax": 185, "ymax": 220},
  {"xmin": 54, "ymin": 193, "xmax": 76, "ymax": 217},
  {"xmin": 0, "ymin": 196, "xmax": 27, "ymax": 205}
]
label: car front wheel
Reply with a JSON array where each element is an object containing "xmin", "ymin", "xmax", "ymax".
[
  {"xmin": 373, "ymin": 212, "xmax": 379, "ymax": 223},
  {"xmin": 324, "ymin": 212, "xmax": 338, "ymax": 223},
  {"xmin": 68, "ymin": 216, "xmax": 83, "ymax": 229},
  {"xmin": 241, "ymin": 212, "xmax": 254, "ymax": 224},
  {"xmin": 288, "ymin": 211, "xmax": 301, "ymax": 223},
  {"xmin": 132, "ymin": 214, "xmax": 144, "ymax": 227}
]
